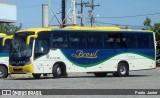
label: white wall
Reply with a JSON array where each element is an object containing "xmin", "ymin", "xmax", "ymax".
[{"xmin": 0, "ymin": 1, "xmax": 16, "ymax": 22}]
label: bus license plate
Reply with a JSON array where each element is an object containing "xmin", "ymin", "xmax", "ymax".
[{"xmin": 14, "ymin": 66, "xmax": 20, "ymax": 69}]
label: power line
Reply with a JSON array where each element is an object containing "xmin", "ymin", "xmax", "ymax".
[
  {"xmin": 95, "ymin": 21, "xmax": 145, "ymax": 29},
  {"xmin": 85, "ymin": 0, "xmax": 100, "ymax": 26},
  {"xmin": 94, "ymin": 13, "xmax": 160, "ymax": 19},
  {"xmin": 76, "ymin": 0, "xmax": 88, "ymax": 26}
]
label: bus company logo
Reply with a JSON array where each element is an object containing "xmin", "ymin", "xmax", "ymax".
[{"xmin": 71, "ymin": 50, "xmax": 99, "ymax": 58}]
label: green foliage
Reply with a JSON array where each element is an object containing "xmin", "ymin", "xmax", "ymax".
[
  {"xmin": 143, "ymin": 17, "xmax": 160, "ymax": 40},
  {"xmin": 0, "ymin": 23, "xmax": 22, "ymax": 35},
  {"xmin": 143, "ymin": 17, "xmax": 152, "ymax": 30},
  {"xmin": 153, "ymin": 23, "xmax": 160, "ymax": 40}
]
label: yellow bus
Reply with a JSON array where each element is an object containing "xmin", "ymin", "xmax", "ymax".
[
  {"xmin": 8, "ymin": 26, "xmax": 156, "ymax": 79},
  {"xmin": 0, "ymin": 33, "xmax": 12, "ymax": 78}
]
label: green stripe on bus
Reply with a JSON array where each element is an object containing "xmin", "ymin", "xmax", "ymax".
[{"xmin": 60, "ymin": 50, "xmax": 155, "ymax": 67}]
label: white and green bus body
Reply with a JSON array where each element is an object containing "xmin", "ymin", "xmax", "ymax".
[{"xmin": 9, "ymin": 26, "xmax": 156, "ymax": 78}]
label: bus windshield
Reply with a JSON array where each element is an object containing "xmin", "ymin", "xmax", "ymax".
[{"xmin": 10, "ymin": 32, "xmax": 34, "ymax": 59}]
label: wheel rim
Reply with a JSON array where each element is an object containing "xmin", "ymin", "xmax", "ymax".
[
  {"xmin": 57, "ymin": 67, "xmax": 62, "ymax": 75},
  {"xmin": 119, "ymin": 66, "xmax": 126, "ymax": 75},
  {"xmin": 0, "ymin": 68, "xmax": 4, "ymax": 77}
]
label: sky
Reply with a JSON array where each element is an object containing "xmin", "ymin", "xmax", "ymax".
[{"xmin": 5, "ymin": 0, "xmax": 160, "ymax": 29}]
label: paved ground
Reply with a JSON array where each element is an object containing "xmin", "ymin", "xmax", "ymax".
[{"xmin": 0, "ymin": 67, "xmax": 160, "ymax": 98}]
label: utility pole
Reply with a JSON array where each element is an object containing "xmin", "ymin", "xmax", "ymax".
[
  {"xmin": 62, "ymin": 0, "xmax": 66, "ymax": 27},
  {"xmin": 49, "ymin": 0, "xmax": 87, "ymax": 27},
  {"xmin": 85, "ymin": 0, "xmax": 99, "ymax": 26},
  {"xmin": 76, "ymin": 0, "xmax": 88, "ymax": 26},
  {"xmin": 91, "ymin": 0, "xmax": 94, "ymax": 27},
  {"xmin": 71, "ymin": 0, "xmax": 76, "ymax": 25},
  {"xmin": 42, "ymin": 4, "xmax": 49, "ymax": 27}
]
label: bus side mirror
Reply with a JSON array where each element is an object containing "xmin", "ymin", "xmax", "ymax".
[
  {"xmin": 26, "ymin": 35, "xmax": 38, "ymax": 45},
  {"xmin": 2, "ymin": 35, "xmax": 13, "ymax": 46}
]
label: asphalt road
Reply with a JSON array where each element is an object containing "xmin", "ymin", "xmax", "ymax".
[{"xmin": 0, "ymin": 67, "xmax": 160, "ymax": 98}]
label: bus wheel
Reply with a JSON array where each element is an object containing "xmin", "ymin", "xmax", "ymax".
[
  {"xmin": 32, "ymin": 74, "xmax": 41, "ymax": 79},
  {"xmin": 53, "ymin": 64, "xmax": 62, "ymax": 78},
  {"xmin": 94, "ymin": 72, "xmax": 107, "ymax": 77},
  {"xmin": 0, "ymin": 66, "xmax": 8, "ymax": 78},
  {"xmin": 113, "ymin": 63, "xmax": 129, "ymax": 77}
]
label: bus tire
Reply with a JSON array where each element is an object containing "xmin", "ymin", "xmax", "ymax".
[
  {"xmin": 94, "ymin": 72, "xmax": 107, "ymax": 77},
  {"xmin": 113, "ymin": 63, "xmax": 129, "ymax": 77},
  {"xmin": 53, "ymin": 64, "xmax": 62, "ymax": 78},
  {"xmin": 0, "ymin": 66, "xmax": 8, "ymax": 78},
  {"xmin": 32, "ymin": 73, "xmax": 41, "ymax": 79}
]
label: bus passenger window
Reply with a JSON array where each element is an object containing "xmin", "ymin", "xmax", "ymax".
[
  {"xmin": 69, "ymin": 33, "xmax": 85, "ymax": 48},
  {"xmin": 107, "ymin": 34, "xmax": 122, "ymax": 48},
  {"xmin": 86, "ymin": 33, "xmax": 103, "ymax": 48},
  {"xmin": 137, "ymin": 34, "xmax": 151, "ymax": 49},
  {"xmin": 52, "ymin": 33, "xmax": 68, "ymax": 48},
  {"xmin": 104, "ymin": 34, "xmax": 112, "ymax": 49},
  {"xmin": 124, "ymin": 33, "xmax": 138, "ymax": 49},
  {"xmin": 105, "ymin": 33, "xmax": 127, "ymax": 49}
]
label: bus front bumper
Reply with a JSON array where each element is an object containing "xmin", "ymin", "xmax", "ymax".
[{"xmin": 9, "ymin": 63, "xmax": 34, "ymax": 74}]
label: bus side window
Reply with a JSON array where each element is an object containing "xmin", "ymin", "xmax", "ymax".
[
  {"xmin": 148, "ymin": 34, "xmax": 154, "ymax": 48},
  {"xmin": 137, "ymin": 33, "xmax": 153, "ymax": 49},
  {"xmin": 35, "ymin": 40, "xmax": 49, "ymax": 53},
  {"xmin": 86, "ymin": 33, "xmax": 103, "ymax": 48},
  {"xmin": 107, "ymin": 34, "xmax": 122, "ymax": 48},
  {"xmin": 124, "ymin": 33, "xmax": 138, "ymax": 49},
  {"xmin": 105, "ymin": 33, "xmax": 127, "ymax": 49},
  {"xmin": 69, "ymin": 33, "xmax": 85, "ymax": 48},
  {"xmin": 125, "ymin": 33, "xmax": 153, "ymax": 49},
  {"xmin": 104, "ymin": 34, "xmax": 112, "ymax": 49},
  {"xmin": 52, "ymin": 33, "xmax": 68, "ymax": 48}
]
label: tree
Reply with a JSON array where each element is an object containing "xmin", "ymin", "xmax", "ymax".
[
  {"xmin": 143, "ymin": 17, "xmax": 152, "ymax": 30},
  {"xmin": 0, "ymin": 23, "xmax": 22, "ymax": 35},
  {"xmin": 143, "ymin": 17, "xmax": 160, "ymax": 40},
  {"xmin": 153, "ymin": 23, "xmax": 160, "ymax": 40}
]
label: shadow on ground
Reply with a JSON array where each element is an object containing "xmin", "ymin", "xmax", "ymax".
[{"xmin": 3, "ymin": 74, "xmax": 150, "ymax": 80}]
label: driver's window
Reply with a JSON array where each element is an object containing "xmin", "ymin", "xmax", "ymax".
[{"xmin": 35, "ymin": 40, "xmax": 49, "ymax": 53}]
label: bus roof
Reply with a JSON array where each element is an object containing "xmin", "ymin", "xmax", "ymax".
[
  {"xmin": 18, "ymin": 26, "xmax": 121, "ymax": 32},
  {"xmin": 16, "ymin": 26, "xmax": 153, "ymax": 34},
  {"xmin": 62, "ymin": 26, "xmax": 121, "ymax": 31},
  {"xmin": 0, "ymin": 33, "xmax": 7, "ymax": 38},
  {"xmin": 62, "ymin": 26, "xmax": 153, "ymax": 33},
  {"xmin": 17, "ymin": 28, "xmax": 54, "ymax": 34}
]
